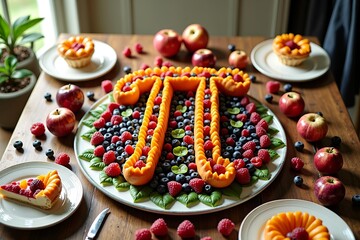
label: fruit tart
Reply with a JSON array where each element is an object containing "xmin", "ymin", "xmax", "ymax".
[
  {"xmin": 264, "ymin": 211, "xmax": 330, "ymax": 240},
  {"xmin": 0, "ymin": 170, "xmax": 62, "ymax": 209},
  {"xmin": 272, "ymin": 33, "xmax": 311, "ymax": 66},
  {"xmin": 57, "ymin": 36, "xmax": 95, "ymax": 68}
]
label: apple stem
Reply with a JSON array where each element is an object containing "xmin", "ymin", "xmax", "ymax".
[
  {"xmin": 55, "ymin": 109, "xmax": 60, "ymax": 115},
  {"xmin": 326, "ymin": 147, "xmax": 334, "ymax": 153}
]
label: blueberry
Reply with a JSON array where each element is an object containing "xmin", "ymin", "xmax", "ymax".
[
  {"xmin": 149, "ymin": 179, "xmax": 159, "ymax": 188},
  {"xmin": 227, "ymin": 44, "xmax": 236, "ymax": 52},
  {"xmin": 265, "ymin": 94, "xmax": 273, "ymax": 103},
  {"xmin": 182, "ymin": 183, "xmax": 192, "ymax": 193},
  {"xmin": 44, "ymin": 92, "xmax": 52, "ymax": 101},
  {"xmin": 294, "ymin": 176, "xmax": 303, "ymax": 186},
  {"xmin": 352, "ymin": 194, "xmax": 360, "ymax": 206},
  {"xmin": 331, "ymin": 136, "xmax": 342, "ymax": 147},
  {"xmin": 123, "ymin": 66, "xmax": 132, "ymax": 74},
  {"xmin": 175, "ymin": 174, "xmax": 186, "ymax": 183},
  {"xmin": 45, "ymin": 149, "xmax": 54, "ymax": 158},
  {"xmin": 156, "ymin": 184, "xmax": 167, "ymax": 194},
  {"xmin": 32, "ymin": 140, "xmax": 41, "ymax": 149},
  {"xmin": 204, "ymin": 184, "xmax": 213, "ymax": 194},
  {"xmin": 284, "ymin": 83, "xmax": 293, "ymax": 92},
  {"xmin": 294, "ymin": 141, "xmax": 304, "ymax": 152},
  {"xmin": 316, "ymin": 112, "xmax": 323, "ymax": 117},
  {"xmin": 250, "ymin": 75, "xmax": 256, "ymax": 83},
  {"xmin": 86, "ymin": 91, "xmax": 95, "ymax": 100},
  {"xmin": 13, "ymin": 140, "xmax": 23, "ymax": 150}
]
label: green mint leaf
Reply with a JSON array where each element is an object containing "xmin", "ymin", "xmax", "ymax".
[
  {"xmin": 150, "ymin": 192, "xmax": 175, "ymax": 209},
  {"xmin": 176, "ymin": 105, "xmax": 187, "ymax": 113},
  {"xmin": 176, "ymin": 192, "xmax": 199, "ymax": 207},
  {"xmin": 173, "ymin": 146, "xmax": 188, "ymax": 157},
  {"xmin": 171, "ymin": 164, "xmax": 188, "ymax": 174},
  {"xmin": 78, "ymin": 149, "xmax": 95, "ymax": 161},
  {"xmin": 121, "ymin": 108, "xmax": 133, "ymax": 117},
  {"xmin": 198, "ymin": 191, "xmax": 222, "ymax": 207},
  {"xmin": 171, "ymin": 129, "xmax": 185, "ymax": 139},
  {"xmin": 90, "ymin": 157, "xmax": 105, "ymax": 170},
  {"xmin": 227, "ymin": 107, "xmax": 240, "ymax": 114},
  {"xmin": 130, "ymin": 185, "xmax": 152, "ymax": 203},
  {"xmin": 230, "ymin": 120, "xmax": 243, "ymax": 128}
]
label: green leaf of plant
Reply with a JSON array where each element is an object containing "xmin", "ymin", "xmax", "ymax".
[
  {"xmin": 81, "ymin": 128, "xmax": 97, "ymax": 141},
  {"xmin": 90, "ymin": 157, "xmax": 105, "ymax": 170},
  {"xmin": 0, "ymin": 15, "xmax": 10, "ymax": 43},
  {"xmin": 173, "ymin": 146, "xmax": 188, "ymax": 157},
  {"xmin": 171, "ymin": 164, "xmax": 188, "ymax": 174},
  {"xmin": 113, "ymin": 176, "xmax": 130, "ymax": 191},
  {"xmin": 227, "ymin": 107, "xmax": 240, "ymax": 114},
  {"xmin": 4, "ymin": 55, "xmax": 17, "ymax": 71},
  {"xmin": 121, "ymin": 108, "xmax": 133, "ymax": 117},
  {"xmin": 11, "ymin": 69, "xmax": 33, "ymax": 79},
  {"xmin": 222, "ymin": 182, "xmax": 242, "ymax": 198},
  {"xmin": 171, "ymin": 129, "xmax": 185, "ymax": 139},
  {"xmin": 0, "ymin": 76, "xmax": 9, "ymax": 84},
  {"xmin": 270, "ymin": 137, "xmax": 286, "ymax": 150},
  {"xmin": 267, "ymin": 126, "xmax": 279, "ymax": 136},
  {"xmin": 150, "ymin": 192, "xmax": 175, "ymax": 209},
  {"xmin": 12, "ymin": 17, "xmax": 43, "ymax": 43},
  {"xmin": 254, "ymin": 167, "xmax": 271, "ymax": 180},
  {"xmin": 130, "ymin": 185, "xmax": 152, "ymax": 203},
  {"xmin": 78, "ymin": 149, "xmax": 95, "ymax": 161},
  {"xmin": 12, "ymin": 15, "xmax": 30, "ymax": 29},
  {"xmin": 198, "ymin": 191, "xmax": 222, "ymax": 207},
  {"xmin": 176, "ymin": 192, "xmax": 199, "ymax": 207},
  {"xmin": 268, "ymin": 149, "xmax": 280, "ymax": 161},
  {"xmin": 99, "ymin": 171, "xmax": 113, "ymax": 186},
  {"xmin": 176, "ymin": 105, "xmax": 187, "ymax": 113},
  {"xmin": 230, "ymin": 119, "xmax": 243, "ymax": 128},
  {"xmin": 18, "ymin": 33, "xmax": 44, "ymax": 45}
]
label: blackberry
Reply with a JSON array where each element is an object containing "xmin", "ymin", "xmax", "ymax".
[{"xmin": 294, "ymin": 141, "xmax": 304, "ymax": 152}]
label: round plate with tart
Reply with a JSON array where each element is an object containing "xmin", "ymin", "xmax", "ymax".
[
  {"xmin": 0, "ymin": 162, "xmax": 83, "ymax": 229},
  {"xmin": 239, "ymin": 199, "xmax": 355, "ymax": 240},
  {"xmin": 74, "ymin": 93, "xmax": 287, "ymax": 215},
  {"xmin": 39, "ymin": 40, "xmax": 117, "ymax": 81},
  {"xmin": 251, "ymin": 39, "xmax": 330, "ymax": 82}
]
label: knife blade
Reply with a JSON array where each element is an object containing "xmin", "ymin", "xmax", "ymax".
[{"xmin": 85, "ymin": 208, "xmax": 110, "ymax": 240}]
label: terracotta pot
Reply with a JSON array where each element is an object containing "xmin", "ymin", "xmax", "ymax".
[{"xmin": 0, "ymin": 74, "xmax": 36, "ymax": 129}]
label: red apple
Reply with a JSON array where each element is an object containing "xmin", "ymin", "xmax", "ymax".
[
  {"xmin": 278, "ymin": 92, "xmax": 305, "ymax": 117},
  {"xmin": 314, "ymin": 147, "xmax": 343, "ymax": 175},
  {"xmin": 191, "ymin": 49, "xmax": 216, "ymax": 67},
  {"xmin": 314, "ymin": 176, "xmax": 345, "ymax": 206},
  {"xmin": 182, "ymin": 24, "xmax": 209, "ymax": 52},
  {"xmin": 153, "ymin": 29, "xmax": 182, "ymax": 57},
  {"xmin": 296, "ymin": 113, "xmax": 328, "ymax": 142},
  {"xmin": 46, "ymin": 108, "xmax": 76, "ymax": 137},
  {"xmin": 56, "ymin": 84, "xmax": 84, "ymax": 113},
  {"xmin": 228, "ymin": 50, "xmax": 248, "ymax": 69}
]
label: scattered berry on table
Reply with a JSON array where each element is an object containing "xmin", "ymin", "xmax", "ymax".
[
  {"xmin": 101, "ymin": 80, "xmax": 113, "ymax": 93},
  {"xmin": 134, "ymin": 43, "xmax": 144, "ymax": 53},
  {"xmin": 286, "ymin": 227, "xmax": 309, "ymax": 240},
  {"xmin": 45, "ymin": 148, "xmax": 54, "ymax": 159},
  {"xmin": 55, "ymin": 153, "xmax": 70, "ymax": 166},
  {"xmin": 227, "ymin": 44, "xmax": 236, "ymax": 52},
  {"xmin": 32, "ymin": 140, "xmax": 42, "ymax": 149},
  {"xmin": 105, "ymin": 162, "xmax": 121, "ymax": 177},
  {"xmin": 13, "ymin": 140, "xmax": 23, "ymax": 150},
  {"xmin": 294, "ymin": 141, "xmax": 304, "ymax": 152},
  {"xmin": 177, "ymin": 220, "xmax": 196, "ymax": 239},
  {"xmin": 217, "ymin": 218, "xmax": 235, "ymax": 236},
  {"xmin": 316, "ymin": 111, "xmax": 323, "ymax": 117},
  {"xmin": 264, "ymin": 94, "xmax": 273, "ymax": 103},
  {"xmin": 294, "ymin": 175, "xmax": 303, "ymax": 186},
  {"xmin": 122, "ymin": 47, "xmax": 132, "ymax": 58},
  {"xmin": 154, "ymin": 56, "xmax": 163, "ymax": 67},
  {"xmin": 44, "ymin": 92, "xmax": 52, "ymax": 101},
  {"xmin": 140, "ymin": 63, "xmax": 150, "ymax": 70},
  {"xmin": 134, "ymin": 228, "xmax": 152, "ymax": 240},
  {"xmin": 266, "ymin": 80, "xmax": 280, "ymax": 94},
  {"xmin": 290, "ymin": 157, "xmax": 304, "ymax": 171},
  {"xmin": 30, "ymin": 122, "xmax": 45, "ymax": 137},
  {"xmin": 352, "ymin": 194, "xmax": 360, "ymax": 206},
  {"xmin": 249, "ymin": 75, "xmax": 256, "ymax": 83},
  {"xmin": 331, "ymin": 136, "xmax": 342, "ymax": 147},
  {"xmin": 86, "ymin": 91, "xmax": 95, "ymax": 100},
  {"xmin": 283, "ymin": 83, "xmax": 293, "ymax": 92},
  {"xmin": 162, "ymin": 61, "xmax": 173, "ymax": 67},
  {"xmin": 150, "ymin": 218, "xmax": 168, "ymax": 236},
  {"xmin": 123, "ymin": 66, "xmax": 132, "ymax": 74}
]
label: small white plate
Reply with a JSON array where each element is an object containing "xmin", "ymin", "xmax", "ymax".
[
  {"xmin": 39, "ymin": 40, "xmax": 117, "ymax": 81},
  {"xmin": 0, "ymin": 162, "xmax": 83, "ymax": 229},
  {"xmin": 250, "ymin": 39, "xmax": 330, "ymax": 82},
  {"xmin": 239, "ymin": 199, "xmax": 355, "ymax": 240}
]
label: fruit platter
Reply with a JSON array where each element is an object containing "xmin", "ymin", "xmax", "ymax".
[{"xmin": 75, "ymin": 66, "xmax": 286, "ymax": 214}]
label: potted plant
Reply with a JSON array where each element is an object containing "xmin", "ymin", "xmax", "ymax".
[
  {"xmin": 0, "ymin": 14, "xmax": 43, "ymax": 77},
  {"xmin": 0, "ymin": 55, "xmax": 36, "ymax": 129}
]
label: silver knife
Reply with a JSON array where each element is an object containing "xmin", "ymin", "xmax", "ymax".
[{"xmin": 85, "ymin": 208, "xmax": 110, "ymax": 240}]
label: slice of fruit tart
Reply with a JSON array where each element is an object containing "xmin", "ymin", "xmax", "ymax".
[{"xmin": 0, "ymin": 170, "xmax": 62, "ymax": 209}]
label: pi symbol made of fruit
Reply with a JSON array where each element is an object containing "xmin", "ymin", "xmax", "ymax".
[{"xmin": 113, "ymin": 66, "xmax": 251, "ymax": 188}]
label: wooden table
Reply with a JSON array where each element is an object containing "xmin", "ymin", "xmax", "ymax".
[{"xmin": 1, "ymin": 34, "xmax": 359, "ymax": 239}]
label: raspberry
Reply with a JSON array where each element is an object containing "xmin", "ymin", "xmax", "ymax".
[
  {"xmin": 260, "ymin": 135, "xmax": 271, "ymax": 148},
  {"xmin": 142, "ymin": 146, "xmax": 151, "ymax": 156},
  {"xmin": 90, "ymin": 131, "xmax": 104, "ymax": 146},
  {"xmin": 140, "ymin": 63, "xmax": 149, "ymax": 70},
  {"xmin": 111, "ymin": 135, "xmax": 120, "ymax": 144},
  {"xmin": 250, "ymin": 156, "xmax": 263, "ymax": 168},
  {"xmin": 203, "ymin": 99, "xmax": 211, "ymax": 108},
  {"xmin": 29, "ymin": 179, "xmax": 45, "ymax": 192},
  {"xmin": 240, "ymin": 96, "xmax": 250, "ymax": 106},
  {"xmin": 233, "ymin": 73, "xmax": 243, "ymax": 82},
  {"xmin": 217, "ymin": 218, "xmax": 235, "ymax": 236},
  {"xmin": 290, "ymin": 157, "xmax": 304, "ymax": 171},
  {"xmin": 204, "ymin": 126, "xmax": 211, "ymax": 136},
  {"xmin": 226, "ymin": 137, "xmax": 235, "ymax": 146},
  {"xmin": 256, "ymin": 126, "xmax": 267, "ymax": 137},
  {"xmin": 150, "ymin": 114, "xmax": 158, "ymax": 122},
  {"xmin": 93, "ymin": 117, "xmax": 106, "ymax": 129},
  {"xmin": 103, "ymin": 150, "xmax": 116, "ymax": 165},
  {"xmin": 163, "ymin": 143, "xmax": 172, "ymax": 152},
  {"xmin": 154, "ymin": 96, "xmax": 162, "ymax": 105},
  {"xmin": 287, "ymin": 227, "xmax": 309, "ymax": 240},
  {"xmin": 169, "ymin": 120, "xmax": 177, "ymax": 129},
  {"xmin": 121, "ymin": 131, "xmax": 132, "ymax": 142},
  {"xmin": 105, "ymin": 162, "xmax": 121, "ymax": 177},
  {"xmin": 154, "ymin": 56, "xmax": 163, "ymax": 67},
  {"xmin": 148, "ymin": 121, "xmax": 157, "ymax": 129},
  {"xmin": 236, "ymin": 113, "xmax": 247, "ymax": 122},
  {"xmin": 220, "ymin": 115, "xmax": 229, "ymax": 122},
  {"xmin": 134, "ymin": 43, "xmax": 143, "ymax": 53},
  {"xmin": 111, "ymin": 115, "xmax": 122, "ymax": 125},
  {"xmin": 167, "ymin": 181, "xmax": 182, "ymax": 197},
  {"xmin": 204, "ymin": 112, "xmax": 211, "ymax": 120},
  {"xmin": 183, "ymin": 135, "xmax": 194, "ymax": 145},
  {"xmin": 122, "ymin": 47, "xmax": 132, "ymax": 58},
  {"xmin": 266, "ymin": 80, "xmax": 281, "ymax": 93},
  {"xmin": 189, "ymin": 178, "xmax": 205, "ymax": 193},
  {"xmin": 135, "ymin": 228, "xmax": 152, "ymax": 240},
  {"xmin": 30, "ymin": 122, "xmax": 45, "ymax": 136},
  {"xmin": 124, "ymin": 145, "xmax": 134, "ymax": 155},
  {"xmin": 177, "ymin": 220, "xmax": 196, "ymax": 239},
  {"xmin": 204, "ymin": 88, "xmax": 211, "ymax": 94},
  {"xmin": 242, "ymin": 149, "xmax": 254, "ymax": 159},
  {"xmin": 256, "ymin": 119, "xmax": 269, "ymax": 130},
  {"xmin": 94, "ymin": 145, "xmax": 105, "ymax": 157},
  {"xmin": 55, "ymin": 153, "xmax": 70, "ymax": 166},
  {"xmin": 257, "ymin": 149, "xmax": 271, "ymax": 164},
  {"xmin": 241, "ymin": 129, "xmax": 250, "ymax": 137},
  {"xmin": 122, "ymin": 85, "xmax": 132, "ymax": 92},
  {"xmin": 213, "ymin": 164, "xmax": 226, "ymax": 175},
  {"xmin": 186, "ymin": 90, "xmax": 194, "ymax": 98},
  {"xmin": 204, "ymin": 140, "xmax": 214, "ymax": 151},
  {"xmin": 185, "ymin": 125, "xmax": 192, "ymax": 131},
  {"xmin": 245, "ymin": 102, "xmax": 256, "ymax": 113},
  {"xmin": 250, "ymin": 112, "xmax": 261, "ymax": 124},
  {"xmin": 185, "ymin": 100, "xmax": 192, "ymax": 107},
  {"xmin": 242, "ymin": 141, "xmax": 256, "ymax": 151},
  {"xmin": 134, "ymin": 160, "xmax": 146, "ymax": 169},
  {"xmin": 101, "ymin": 80, "xmax": 113, "ymax": 93},
  {"xmin": 166, "ymin": 152, "xmax": 174, "ymax": 160},
  {"xmin": 236, "ymin": 168, "xmax": 251, "ymax": 184},
  {"xmin": 188, "ymin": 162, "xmax": 197, "ymax": 170},
  {"xmin": 107, "ymin": 102, "xmax": 120, "ymax": 112},
  {"xmin": 150, "ymin": 218, "xmax": 168, "ymax": 236},
  {"xmin": 233, "ymin": 159, "xmax": 245, "ymax": 169},
  {"xmin": 174, "ymin": 110, "xmax": 182, "ymax": 118},
  {"xmin": 100, "ymin": 110, "xmax": 112, "ymax": 121}
]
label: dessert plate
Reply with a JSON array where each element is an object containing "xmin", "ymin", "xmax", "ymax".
[
  {"xmin": 74, "ymin": 94, "xmax": 287, "ymax": 215},
  {"xmin": 251, "ymin": 39, "xmax": 330, "ymax": 82},
  {"xmin": 239, "ymin": 199, "xmax": 355, "ymax": 240},
  {"xmin": 0, "ymin": 162, "xmax": 83, "ymax": 229},
  {"xmin": 39, "ymin": 40, "xmax": 117, "ymax": 81}
]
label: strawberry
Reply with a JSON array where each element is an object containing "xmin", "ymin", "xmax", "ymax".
[
  {"xmin": 189, "ymin": 178, "xmax": 205, "ymax": 193},
  {"xmin": 93, "ymin": 117, "xmax": 106, "ymax": 129},
  {"xmin": 250, "ymin": 156, "xmax": 263, "ymax": 168},
  {"xmin": 257, "ymin": 149, "xmax": 271, "ymax": 164},
  {"xmin": 148, "ymin": 121, "xmax": 157, "ymax": 129},
  {"xmin": 167, "ymin": 181, "xmax": 182, "ymax": 197},
  {"xmin": 256, "ymin": 126, "xmax": 267, "ymax": 137},
  {"xmin": 154, "ymin": 96, "xmax": 162, "ymax": 105},
  {"xmin": 256, "ymin": 119, "xmax": 269, "ymax": 130},
  {"xmin": 242, "ymin": 149, "xmax": 254, "ymax": 159},
  {"xmin": 55, "ymin": 153, "xmax": 70, "ymax": 166},
  {"xmin": 103, "ymin": 150, "xmax": 116, "ymax": 165},
  {"xmin": 203, "ymin": 99, "xmax": 211, "ymax": 108},
  {"xmin": 217, "ymin": 218, "xmax": 235, "ymax": 236},
  {"xmin": 94, "ymin": 145, "xmax": 105, "ymax": 157},
  {"xmin": 105, "ymin": 162, "xmax": 121, "ymax": 177},
  {"xmin": 150, "ymin": 218, "xmax": 168, "ymax": 236},
  {"xmin": 245, "ymin": 102, "xmax": 256, "ymax": 113},
  {"xmin": 177, "ymin": 220, "xmax": 196, "ymax": 238},
  {"xmin": 204, "ymin": 112, "xmax": 211, "ymax": 120},
  {"xmin": 30, "ymin": 122, "xmax": 45, "ymax": 137},
  {"xmin": 134, "ymin": 160, "xmax": 146, "ymax": 169},
  {"xmin": 101, "ymin": 80, "xmax": 113, "ymax": 93},
  {"xmin": 233, "ymin": 159, "xmax": 245, "ymax": 169},
  {"xmin": 242, "ymin": 141, "xmax": 256, "ymax": 151},
  {"xmin": 134, "ymin": 228, "xmax": 152, "ymax": 240},
  {"xmin": 204, "ymin": 126, "xmax": 211, "ymax": 136},
  {"xmin": 250, "ymin": 112, "xmax": 261, "ymax": 124},
  {"xmin": 236, "ymin": 168, "xmax": 251, "ymax": 185},
  {"xmin": 260, "ymin": 135, "xmax": 271, "ymax": 148},
  {"xmin": 266, "ymin": 80, "xmax": 280, "ymax": 93},
  {"xmin": 212, "ymin": 164, "xmax": 226, "ymax": 174},
  {"xmin": 290, "ymin": 157, "xmax": 304, "ymax": 171},
  {"xmin": 90, "ymin": 131, "xmax": 104, "ymax": 146}
]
